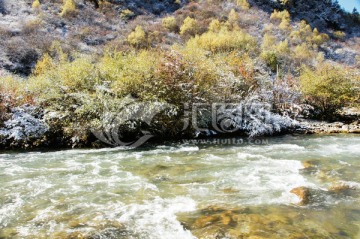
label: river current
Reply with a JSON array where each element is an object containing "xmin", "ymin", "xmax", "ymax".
[{"xmin": 0, "ymin": 135, "xmax": 359, "ymax": 238}]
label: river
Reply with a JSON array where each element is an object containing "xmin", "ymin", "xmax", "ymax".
[{"xmin": 0, "ymin": 135, "xmax": 360, "ymax": 238}]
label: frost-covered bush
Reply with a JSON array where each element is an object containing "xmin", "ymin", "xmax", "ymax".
[
  {"xmin": 0, "ymin": 105, "xmax": 48, "ymax": 143},
  {"xmin": 215, "ymin": 97, "xmax": 298, "ymax": 137}
]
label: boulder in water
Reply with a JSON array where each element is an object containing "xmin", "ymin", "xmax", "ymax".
[
  {"xmin": 290, "ymin": 187, "xmax": 311, "ymax": 205},
  {"xmin": 328, "ymin": 183, "xmax": 355, "ymax": 194}
]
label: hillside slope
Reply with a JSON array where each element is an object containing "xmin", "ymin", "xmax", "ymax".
[{"xmin": 0, "ymin": 0, "xmax": 359, "ymax": 149}]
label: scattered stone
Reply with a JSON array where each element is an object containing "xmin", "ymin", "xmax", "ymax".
[
  {"xmin": 192, "ymin": 215, "xmax": 220, "ymax": 229},
  {"xmin": 290, "ymin": 187, "xmax": 311, "ymax": 205},
  {"xmin": 222, "ymin": 187, "xmax": 240, "ymax": 193},
  {"xmin": 328, "ymin": 183, "xmax": 355, "ymax": 194}
]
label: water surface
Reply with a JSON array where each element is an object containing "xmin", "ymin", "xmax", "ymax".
[{"xmin": 0, "ymin": 135, "xmax": 360, "ymax": 238}]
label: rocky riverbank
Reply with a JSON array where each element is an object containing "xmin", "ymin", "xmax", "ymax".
[
  {"xmin": 0, "ymin": 103, "xmax": 359, "ymax": 150},
  {"xmin": 299, "ymin": 120, "xmax": 360, "ymax": 134}
]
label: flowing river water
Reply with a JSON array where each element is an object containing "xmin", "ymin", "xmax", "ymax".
[{"xmin": 0, "ymin": 135, "xmax": 360, "ymax": 239}]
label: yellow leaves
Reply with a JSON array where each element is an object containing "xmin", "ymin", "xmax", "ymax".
[
  {"xmin": 294, "ymin": 43, "xmax": 313, "ymax": 61},
  {"xmin": 226, "ymin": 9, "xmax": 240, "ymax": 30},
  {"xmin": 0, "ymin": 76, "xmax": 22, "ymax": 96},
  {"xmin": 128, "ymin": 26, "xmax": 147, "ymax": 48},
  {"xmin": 333, "ymin": 30, "xmax": 346, "ymax": 40},
  {"xmin": 236, "ymin": 0, "xmax": 250, "ymax": 10},
  {"xmin": 289, "ymin": 21, "xmax": 329, "ymax": 47},
  {"xmin": 208, "ymin": 19, "xmax": 221, "ymax": 33},
  {"xmin": 120, "ymin": 9, "xmax": 135, "ymax": 20},
  {"xmin": 261, "ymin": 33, "xmax": 276, "ymax": 51},
  {"xmin": 32, "ymin": 0, "xmax": 41, "ymax": 9},
  {"xmin": 270, "ymin": 10, "xmax": 291, "ymax": 31},
  {"xmin": 180, "ymin": 17, "xmax": 198, "ymax": 37},
  {"xmin": 300, "ymin": 63, "xmax": 356, "ymax": 116},
  {"xmin": 187, "ymin": 28, "xmax": 256, "ymax": 53},
  {"xmin": 33, "ymin": 53, "xmax": 54, "ymax": 76},
  {"xmin": 228, "ymin": 9, "xmax": 239, "ymax": 23},
  {"xmin": 279, "ymin": 18, "xmax": 290, "ymax": 31},
  {"xmin": 60, "ymin": 0, "xmax": 76, "ymax": 17},
  {"xmin": 270, "ymin": 10, "xmax": 290, "ymax": 22},
  {"xmin": 162, "ymin": 16, "xmax": 177, "ymax": 32},
  {"xmin": 276, "ymin": 39, "xmax": 290, "ymax": 55}
]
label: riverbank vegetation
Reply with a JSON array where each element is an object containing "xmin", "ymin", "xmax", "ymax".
[{"xmin": 0, "ymin": 0, "xmax": 359, "ymax": 148}]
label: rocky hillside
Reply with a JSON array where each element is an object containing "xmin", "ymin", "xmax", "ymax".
[{"xmin": 0, "ymin": 0, "xmax": 359, "ymax": 76}]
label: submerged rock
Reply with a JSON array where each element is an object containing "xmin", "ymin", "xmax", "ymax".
[
  {"xmin": 192, "ymin": 215, "xmax": 221, "ymax": 229},
  {"xmin": 186, "ymin": 205, "xmax": 342, "ymax": 239},
  {"xmin": 290, "ymin": 187, "xmax": 311, "ymax": 205},
  {"xmin": 328, "ymin": 183, "xmax": 356, "ymax": 194}
]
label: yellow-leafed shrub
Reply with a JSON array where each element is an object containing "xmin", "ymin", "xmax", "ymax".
[
  {"xmin": 187, "ymin": 28, "xmax": 257, "ymax": 53},
  {"xmin": 300, "ymin": 63, "xmax": 356, "ymax": 117},
  {"xmin": 333, "ymin": 30, "xmax": 346, "ymax": 40},
  {"xmin": 162, "ymin": 16, "xmax": 178, "ymax": 32},
  {"xmin": 128, "ymin": 26, "xmax": 147, "ymax": 48},
  {"xmin": 60, "ymin": 0, "xmax": 76, "ymax": 17},
  {"xmin": 270, "ymin": 10, "xmax": 290, "ymax": 22},
  {"xmin": 180, "ymin": 17, "xmax": 198, "ymax": 37},
  {"xmin": 208, "ymin": 19, "xmax": 221, "ymax": 33},
  {"xmin": 32, "ymin": 0, "xmax": 41, "ymax": 9},
  {"xmin": 33, "ymin": 53, "xmax": 54, "ymax": 76},
  {"xmin": 236, "ymin": 0, "xmax": 250, "ymax": 10},
  {"xmin": 270, "ymin": 10, "xmax": 291, "ymax": 31}
]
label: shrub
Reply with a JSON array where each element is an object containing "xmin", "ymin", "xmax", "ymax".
[
  {"xmin": 294, "ymin": 43, "xmax": 313, "ymax": 62},
  {"xmin": 276, "ymin": 39, "xmax": 290, "ymax": 55},
  {"xmin": 261, "ymin": 33, "xmax": 276, "ymax": 51},
  {"xmin": 279, "ymin": 17, "xmax": 290, "ymax": 31},
  {"xmin": 32, "ymin": 0, "xmax": 40, "ymax": 9},
  {"xmin": 162, "ymin": 16, "xmax": 178, "ymax": 32},
  {"xmin": 22, "ymin": 18, "xmax": 43, "ymax": 35},
  {"xmin": 312, "ymin": 28, "xmax": 330, "ymax": 46},
  {"xmin": 261, "ymin": 51, "xmax": 278, "ymax": 71},
  {"xmin": 120, "ymin": 9, "xmax": 135, "ymax": 20},
  {"xmin": 289, "ymin": 21, "xmax": 329, "ymax": 47},
  {"xmin": 0, "ymin": 76, "xmax": 24, "ymax": 100},
  {"xmin": 236, "ymin": 0, "xmax": 250, "ymax": 10},
  {"xmin": 33, "ymin": 53, "xmax": 54, "ymax": 76},
  {"xmin": 0, "ymin": 76, "xmax": 32, "ymax": 124},
  {"xmin": 98, "ymin": 50, "xmax": 157, "ymax": 97},
  {"xmin": 187, "ymin": 28, "xmax": 257, "ymax": 53},
  {"xmin": 208, "ymin": 19, "xmax": 221, "ymax": 33},
  {"xmin": 300, "ymin": 63, "xmax": 356, "ymax": 118},
  {"xmin": 333, "ymin": 30, "xmax": 346, "ymax": 40},
  {"xmin": 28, "ymin": 55, "xmax": 97, "ymax": 100},
  {"xmin": 128, "ymin": 26, "xmax": 147, "ymax": 48},
  {"xmin": 180, "ymin": 16, "xmax": 198, "ymax": 37},
  {"xmin": 270, "ymin": 10, "xmax": 290, "ymax": 23},
  {"xmin": 227, "ymin": 9, "xmax": 239, "ymax": 30},
  {"xmin": 270, "ymin": 10, "xmax": 291, "ymax": 31},
  {"xmin": 60, "ymin": 0, "xmax": 76, "ymax": 17},
  {"xmin": 228, "ymin": 9, "xmax": 239, "ymax": 23}
]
